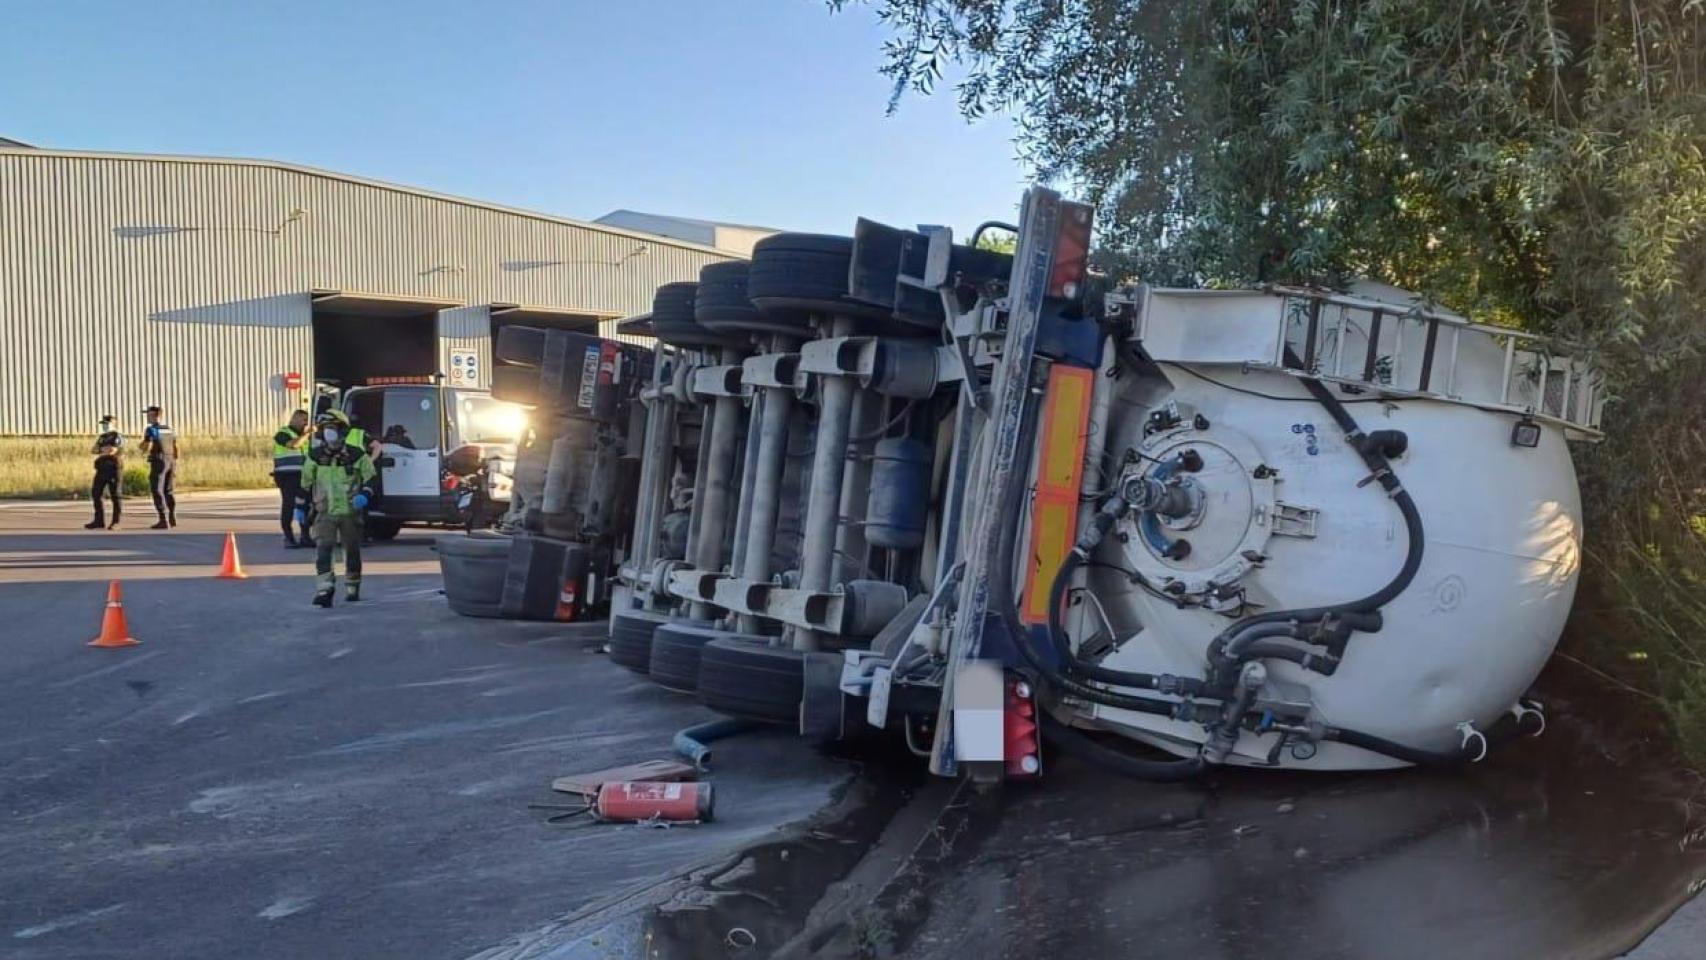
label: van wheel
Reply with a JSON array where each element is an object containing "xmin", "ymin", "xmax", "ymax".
[{"xmin": 366, "ymin": 518, "xmax": 404, "ymax": 541}]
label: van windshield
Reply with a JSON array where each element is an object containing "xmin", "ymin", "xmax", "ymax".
[{"xmin": 453, "ymin": 393, "xmax": 527, "ymax": 445}]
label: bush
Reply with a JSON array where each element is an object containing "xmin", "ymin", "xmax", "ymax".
[{"xmin": 1572, "ymin": 361, "xmax": 1706, "ymax": 770}]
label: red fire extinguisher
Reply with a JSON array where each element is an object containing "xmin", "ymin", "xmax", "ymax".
[{"xmin": 594, "ymin": 781, "xmax": 715, "ymax": 823}]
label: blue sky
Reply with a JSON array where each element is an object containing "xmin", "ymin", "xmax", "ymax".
[{"xmin": 1, "ymin": 0, "xmax": 1031, "ymax": 236}]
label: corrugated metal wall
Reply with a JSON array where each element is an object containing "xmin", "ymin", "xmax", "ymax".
[{"xmin": 0, "ymin": 150, "xmax": 730, "ymax": 435}]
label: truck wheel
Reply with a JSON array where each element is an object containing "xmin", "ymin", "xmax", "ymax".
[
  {"xmin": 367, "ymin": 518, "xmax": 404, "ymax": 541},
  {"xmin": 652, "ymin": 282, "xmax": 741, "ymax": 349},
  {"xmin": 697, "ymin": 636, "xmax": 805, "ymax": 724},
  {"xmin": 608, "ymin": 611, "xmax": 666, "ymax": 673},
  {"xmin": 436, "ymin": 534, "xmax": 508, "ymax": 618},
  {"xmin": 748, "ymin": 233, "xmax": 889, "ymax": 323},
  {"xmin": 695, "ymin": 261, "xmax": 810, "ymax": 336},
  {"xmin": 648, "ymin": 622, "xmax": 723, "ymax": 693}
]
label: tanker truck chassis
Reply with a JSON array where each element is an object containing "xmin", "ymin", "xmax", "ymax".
[{"xmin": 610, "ymin": 187, "xmax": 1602, "ymax": 783}]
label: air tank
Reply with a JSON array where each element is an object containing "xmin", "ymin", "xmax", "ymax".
[{"xmin": 865, "ymin": 437, "xmax": 932, "ymax": 550}]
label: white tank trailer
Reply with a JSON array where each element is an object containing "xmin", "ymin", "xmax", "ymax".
[{"xmin": 609, "ymin": 187, "xmax": 1602, "ymax": 780}]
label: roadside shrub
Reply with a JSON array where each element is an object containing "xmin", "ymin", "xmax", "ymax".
[{"xmin": 1573, "ymin": 361, "xmax": 1706, "ymax": 770}]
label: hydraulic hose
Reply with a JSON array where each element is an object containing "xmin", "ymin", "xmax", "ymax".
[
  {"xmin": 989, "ymin": 395, "xmax": 1214, "ymax": 723},
  {"xmin": 1324, "ymin": 705, "xmax": 1543, "ymax": 766},
  {"xmin": 1207, "ymin": 352, "xmax": 1427, "ymax": 681},
  {"xmin": 1239, "ymin": 639, "xmax": 1339, "ymax": 674},
  {"xmin": 1045, "ymin": 547, "xmax": 1211, "ymax": 698},
  {"xmin": 1041, "ymin": 714, "xmax": 1207, "ymax": 782}
]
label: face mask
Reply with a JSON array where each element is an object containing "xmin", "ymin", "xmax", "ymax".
[{"xmin": 322, "ymin": 427, "xmax": 341, "ymax": 444}]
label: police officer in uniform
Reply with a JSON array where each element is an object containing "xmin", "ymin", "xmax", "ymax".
[
  {"xmin": 294, "ymin": 410, "xmax": 376, "ymax": 607},
  {"xmin": 271, "ymin": 409, "xmax": 313, "ymax": 547},
  {"xmin": 140, "ymin": 405, "xmax": 178, "ymax": 529},
  {"xmin": 84, "ymin": 414, "xmax": 124, "ymax": 530}
]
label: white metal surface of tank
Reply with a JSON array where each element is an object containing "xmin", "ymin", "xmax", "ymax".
[{"xmin": 1065, "ymin": 286, "xmax": 1594, "ymax": 770}]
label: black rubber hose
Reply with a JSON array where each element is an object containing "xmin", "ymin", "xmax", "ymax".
[
  {"xmin": 1327, "ymin": 722, "xmax": 1501, "ymax": 766},
  {"xmin": 1045, "ymin": 549, "xmax": 1212, "ymax": 698},
  {"xmin": 1209, "ymin": 355, "xmax": 1426, "ymax": 653},
  {"xmin": 989, "ymin": 396, "xmax": 1213, "ymax": 723},
  {"xmin": 1042, "ymin": 714, "xmax": 1207, "ymax": 782},
  {"xmin": 1239, "ymin": 639, "xmax": 1339, "ymax": 674}
]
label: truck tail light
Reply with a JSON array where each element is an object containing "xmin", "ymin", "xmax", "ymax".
[
  {"xmin": 1004, "ymin": 677, "xmax": 1042, "ymax": 779},
  {"xmin": 1047, "ymin": 202, "xmax": 1094, "ymax": 300}
]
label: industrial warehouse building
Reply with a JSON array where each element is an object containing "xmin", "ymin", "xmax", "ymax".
[{"xmin": 0, "ymin": 145, "xmax": 745, "ymax": 436}]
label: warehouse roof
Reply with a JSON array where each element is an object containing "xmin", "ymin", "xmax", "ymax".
[{"xmin": 0, "ymin": 145, "xmax": 732, "ymax": 257}]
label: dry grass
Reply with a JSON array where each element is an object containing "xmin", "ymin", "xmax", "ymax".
[{"xmin": 0, "ymin": 436, "xmax": 276, "ymax": 499}]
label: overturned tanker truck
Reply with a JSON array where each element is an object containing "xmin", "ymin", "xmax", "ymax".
[{"xmin": 610, "ymin": 187, "xmax": 1603, "ymax": 780}]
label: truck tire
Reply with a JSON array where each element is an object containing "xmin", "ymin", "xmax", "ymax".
[
  {"xmin": 697, "ymin": 636, "xmax": 805, "ymax": 724},
  {"xmin": 696, "ymin": 261, "xmax": 810, "ymax": 336},
  {"xmin": 437, "ymin": 534, "xmax": 509, "ymax": 618},
  {"xmin": 653, "ymin": 282, "xmax": 740, "ymax": 349},
  {"xmin": 609, "ymin": 611, "xmax": 666, "ymax": 673},
  {"xmin": 748, "ymin": 233, "xmax": 888, "ymax": 323},
  {"xmin": 648, "ymin": 622, "xmax": 723, "ymax": 693}
]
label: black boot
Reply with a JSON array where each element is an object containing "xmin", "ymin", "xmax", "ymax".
[
  {"xmin": 345, "ymin": 583, "xmax": 361, "ymax": 602},
  {"xmin": 84, "ymin": 519, "xmax": 104, "ymax": 530},
  {"xmin": 312, "ymin": 589, "xmax": 334, "ymax": 608},
  {"xmin": 283, "ymin": 533, "xmax": 299, "ymax": 548},
  {"xmin": 150, "ymin": 517, "xmax": 169, "ymax": 530}
]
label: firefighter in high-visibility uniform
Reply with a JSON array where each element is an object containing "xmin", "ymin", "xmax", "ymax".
[{"xmin": 294, "ymin": 410, "xmax": 376, "ymax": 607}]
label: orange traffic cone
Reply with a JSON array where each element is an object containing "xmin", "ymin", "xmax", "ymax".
[
  {"xmin": 217, "ymin": 531, "xmax": 249, "ymax": 580},
  {"xmin": 89, "ymin": 580, "xmax": 140, "ymax": 648}
]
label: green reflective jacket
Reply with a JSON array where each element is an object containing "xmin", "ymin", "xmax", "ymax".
[
  {"xmin": 300, "ymin": 443, "xmax": 376, "ymax": 517},
  {"xmin": 272, "ymin": 425, "xmax": 308, "ymax": 471}
]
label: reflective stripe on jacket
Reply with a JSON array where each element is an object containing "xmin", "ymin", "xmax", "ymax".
[
  {"xmin": 272, "ymin": 426, "xmax": 307, "ymax": 472},
  {"xmin": 299, "ymin": 444, "xmax": 376, "ymax": 517}
]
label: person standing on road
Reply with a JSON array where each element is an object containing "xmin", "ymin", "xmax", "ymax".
[
  {"xmin": 295, "ymin": 410, "xmax": 376, "ymax": 607},
  {"xmin": 272, "ymin": 409, "xmax": 315, "ymax": 548},
  {"xmin": 140, "ymin": 405, "xmax": 178, "ymax": 529},
  {"xmin": 84, "ymin": 414, "xmax": 124, "ymax": 530}
]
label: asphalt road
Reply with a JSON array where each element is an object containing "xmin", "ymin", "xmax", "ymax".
[
  {"xmin": 0, "ymin": 493, "xmax": 849, "ymax": 959},
  {"xmin": 4, "ymin": 493, "xmax": 1701, "ymax": 960}
]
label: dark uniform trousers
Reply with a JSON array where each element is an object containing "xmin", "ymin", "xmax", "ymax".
[
  {"xmin": 91, "ymin": 460, "xmax": 122, "ymax": 526},
  {"xmin": 149, "ymin": 459, "xmax": 176, "ymax": 521}
]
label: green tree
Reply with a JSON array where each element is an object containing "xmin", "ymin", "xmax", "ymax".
[{"xmin": 837, "ymin": 0, "xmax": 1706, "ymax": 763}]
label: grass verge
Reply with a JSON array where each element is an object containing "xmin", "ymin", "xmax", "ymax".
[{"xmin": 0, "ymin": 436, "xmax": 276, "ymax": 499}]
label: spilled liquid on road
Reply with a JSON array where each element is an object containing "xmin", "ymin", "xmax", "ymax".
[{"xmin": 645, "ymin": 664, "xmax": 1705, "ymax": 959}]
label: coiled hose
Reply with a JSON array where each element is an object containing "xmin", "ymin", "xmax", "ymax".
[{"xmin": 987, "ymin": 392, "xmax": 1214, "ymax": 779}]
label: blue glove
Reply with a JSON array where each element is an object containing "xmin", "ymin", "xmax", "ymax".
[
  {"xmin": 351, "ymin": 494, "xmax": 369, "ymax": 511},
  {"xmin": 293, "ymin": 508, "xmax": 306, "ymax": 525}
]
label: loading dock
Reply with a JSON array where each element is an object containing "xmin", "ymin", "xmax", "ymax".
[{"xmin": 309, "ymin": 289, "xmax": 465, "ymax": 387}]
